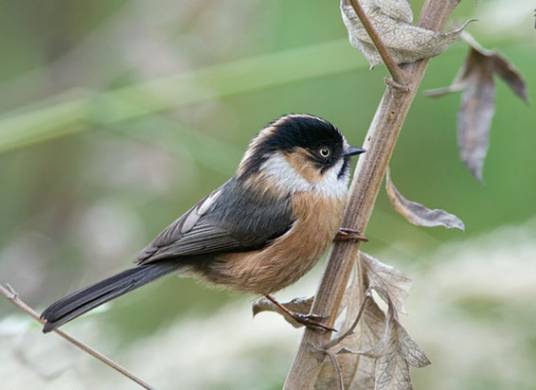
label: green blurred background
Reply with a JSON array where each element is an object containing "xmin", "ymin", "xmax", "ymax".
[{"xmin": 0, "ymin": 1, "xmax": 535, "ymax": 389}]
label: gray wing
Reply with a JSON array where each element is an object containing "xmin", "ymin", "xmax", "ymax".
[{"xmin": 137, "ymin": 178, "xmax": 294, "ymax": 264}]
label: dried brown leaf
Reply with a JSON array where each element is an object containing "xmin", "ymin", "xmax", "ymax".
[
  {"xmin": 457, "ymin": 48, "xmax": 496, "ymax": 181},
  {"xmin": 425, "ymin": 32, "xmax": 528, "ymax": 181},
  {"xmin": 316, "ymin": 253, "xmax": 429, "ymax": 390},
  {"xmin": 462, "ymin": 32, "xmax": 528, "ymax": 103},
  {"xmin": 361, "ymin": 252, "xmax": 412, "ymax": 314},
  {"xmin": 251, "ymin": 296, "xmax": 313, "ymax": 328},
  {"xmin": 490, "ymin": 54, "xmax": 528, "ymax": 102},
  {"xmin": 376, "ymin": 0, "xmax": 413, "ymax": 23},
  {"xmin": 385, "ymin": 169, "xmax": 465, "ymax": 231},
  {"xmin": 342, "ymin": 287, "xmax": 430, "ymax": 390},
  {"xmin": 362, "ymin": 287, "xmax": 429, "ymax": 359},
  {"xmin": 340, "ymin": 0, "xmax": 468, "ymax": 67}
]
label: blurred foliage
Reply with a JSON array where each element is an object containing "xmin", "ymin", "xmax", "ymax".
[{"xmin": 0, "ymin": 0, "xmax": 534, "ymax": 389}]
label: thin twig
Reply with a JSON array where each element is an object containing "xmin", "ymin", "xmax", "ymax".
[
  {"xmin": 0, "ymin": 283, "xmax": 156, "ymax": 390},
  {"xmin": 348, "ymin": 0, "xmax": 406, "ymax": 84},
  {"xmin": 424, "ymin": 82, "xmax": 466, "ymax": 97},
  {"xmin": 310, "ymin": 343, "xmax": 345, "ymax": 390},
  {"xmin": 323, "ymin": 289, "xmax": 372, "ymax": 350},
  {"xmin": 325, "ymin": 349, "xmax": 345, "ymax": 390}
]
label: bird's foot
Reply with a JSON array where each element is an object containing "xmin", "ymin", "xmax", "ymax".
[
  {"xmin": 263, "ymin": 294, "xmax": 336, "ymax": 333},
  {"xmin": 335, "ymin": 227, "xmax": 368, "ymax": 242},
  {"xmin": 289, "ymin": 312, "xmax": 337, "ymax": 333}
]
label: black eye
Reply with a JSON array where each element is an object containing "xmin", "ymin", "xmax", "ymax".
[{"xmin": 318, "ymin": 147, "xmax": 331, "ymax": 158}]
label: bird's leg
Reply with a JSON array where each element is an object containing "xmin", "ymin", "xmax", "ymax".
[
  {"xmin": 263, "ymin": 294, "xmax": 336, "ymax": 333},
  {"xmin": 335, "ymin": 227, "xmax": 368, "ymax": 242}
]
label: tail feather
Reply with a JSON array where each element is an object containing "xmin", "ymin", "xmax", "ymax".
[{"xmin": 41, "ymin": 260, "xmax": 180, "ymax": 333}]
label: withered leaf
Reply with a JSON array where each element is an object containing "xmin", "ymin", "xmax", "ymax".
[
  {"xmin": 375, "ymin": 0, "xmax": 413, "ymax": 24},
  {"xmin": 340, "ymin": 0, "xmax": 468, "ymax": 67},
  {"xmin": 252, "ymin": 296, "xmax": 313, "ymax": 328},
  {"xmin": 385, "ymin": 169, "xmax": 465, "ymax": 231},
  {"xmin": 491, "ymin": 54, "xmax": 528, "ymax": 102},
  {"xmin": 359, "ymin": 287, "xmax": 430, "ymax": 390},
  {"xmin": 460, "ymin": 32, "xmax": 528, "ymax": 102},
  {"xmin": 315, "ymin": 253, "xmax": 429, "ymax": 390},
  {"xmin": 457, "ymin": 49, "xmax": 496, "ymax": 181},
  {"xmin": 361, "ymin": 252, "xmax": 411, "ymax": 314},
  {"xmin": 425, "ymin": 32, "xmax": 528, "ymax": 181}
]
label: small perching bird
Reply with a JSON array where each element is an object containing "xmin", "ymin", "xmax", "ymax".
[{"xmin": 41, "ymin": 114, "xmax": 365, "ymax": 332}]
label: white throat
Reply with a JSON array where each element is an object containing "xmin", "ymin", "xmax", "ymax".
[{"xmin": 260, "ymin": 152, "xmax": 349, "ymax": 199}]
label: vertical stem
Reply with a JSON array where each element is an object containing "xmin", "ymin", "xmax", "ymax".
[{"xmin": 283, "ymin": 1, "xmax": 460, "ymax": 388}]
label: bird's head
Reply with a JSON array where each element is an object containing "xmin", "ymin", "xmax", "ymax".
[{"xmin": 237, "ymin": 114, "xmax": 365, "ymax": 196}]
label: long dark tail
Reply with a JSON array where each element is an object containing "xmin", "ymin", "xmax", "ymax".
[{"xmin": 41, "ymin": 260, "xmax": 180, "ymax": 333}]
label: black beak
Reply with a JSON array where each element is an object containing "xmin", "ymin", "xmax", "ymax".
[{"xmin": 343, "ymin": 146, "xmax": 366, "ymax": 157}]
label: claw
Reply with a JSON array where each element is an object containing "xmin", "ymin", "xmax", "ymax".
[
  {"xmin": 335, "ymin": 227, "xmax": 368, "ymax": 242},
  {"xmin": 263, "ymin": 294, "xmax": 336, "ymax": 333},
  {"xmin": 292, "ymin": 313, "xmax": 337, "ymax": 333},
  {"xmin": 299, "ymin": 313, "xmax": 328, "ymax": 322}
]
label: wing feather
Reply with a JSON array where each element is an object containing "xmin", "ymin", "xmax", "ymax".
[{"xmin": 137, "ymin": 178, "xmax": 294, "ymax": 264}]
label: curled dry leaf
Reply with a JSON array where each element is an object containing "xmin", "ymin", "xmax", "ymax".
[
  {"xmin": 456, "ymin": 49, "xmax": 496, "ymax": 181},
  {"xmin": 252, "ymin": 296, "xmax": 313, "ymax": 328},
  {"xmin": 385, "ymin": 169, "xmax": 465, "ymax": 231},
  {"xmin": 315, "ymin": 253, "xmax": 429, "ymax": 390},
  {"xmin": 340, "ymin": 0, "xmax": 469, "ymax": 67},
  {"xmin": 425, "ymin": 32, "xmax": 528, "ymax": 181},
  {"xmin": 253, "ymin": 253, "xmax": 428, "ymax": 389},
  {"xmin": 361, "ymin": 252, "xmax": 411, "ymax": 314},
  {"xmin": 460, "ymin": 32, "xmax": 528, "ymax": 102},
  {"xmin": 374, "ymin": 0, "xmax": 413, "ymax": 24},
  {"xmin": 356, "ymin": 286, "xmax": 430, "ymax": 390}
]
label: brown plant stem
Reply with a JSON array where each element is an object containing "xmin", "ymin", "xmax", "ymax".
[
  {"xmin": 283, "ymin": 1, "xmax": 461, "ymax": 388},
  {"xmin": 348, "ymin": 0, "xmax": 406, "ymax": 84},
  {"xmin": 0, "ymin": 283, "xmax": 155, "ymax": 390}
]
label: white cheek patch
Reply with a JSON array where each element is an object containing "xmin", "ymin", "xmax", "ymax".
[
  {"xmin": 260, "ymin": 153, "xmax": 311, "ymax": 193},
  {"xmin": 260, "ymin": 153, "xmax": 349, "ymax": 199},
  {"xmin": 314, "ymin": 159, "xmax": 350, "ymax": 199}
]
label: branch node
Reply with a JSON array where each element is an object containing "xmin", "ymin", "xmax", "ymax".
[
  {"xmin": 385, "ymin": 77, "xmax": 411, "ymax": 92},
  {"xmin": 335, "ymin": 227, "xmax": 369, "ymax": 243},
  {"xmin": 5, "ymin": 283, "xmax": 17, "ymax": 299}
]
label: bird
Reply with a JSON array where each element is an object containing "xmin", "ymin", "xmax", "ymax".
[{"xmin": 41, "ymin": 114, "xmax": 365, "ymax": 333}]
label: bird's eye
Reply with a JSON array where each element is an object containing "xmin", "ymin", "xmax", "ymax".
[{"xmin": 319, "ymin": 147, "xmax": 331, "ymax": 158}]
